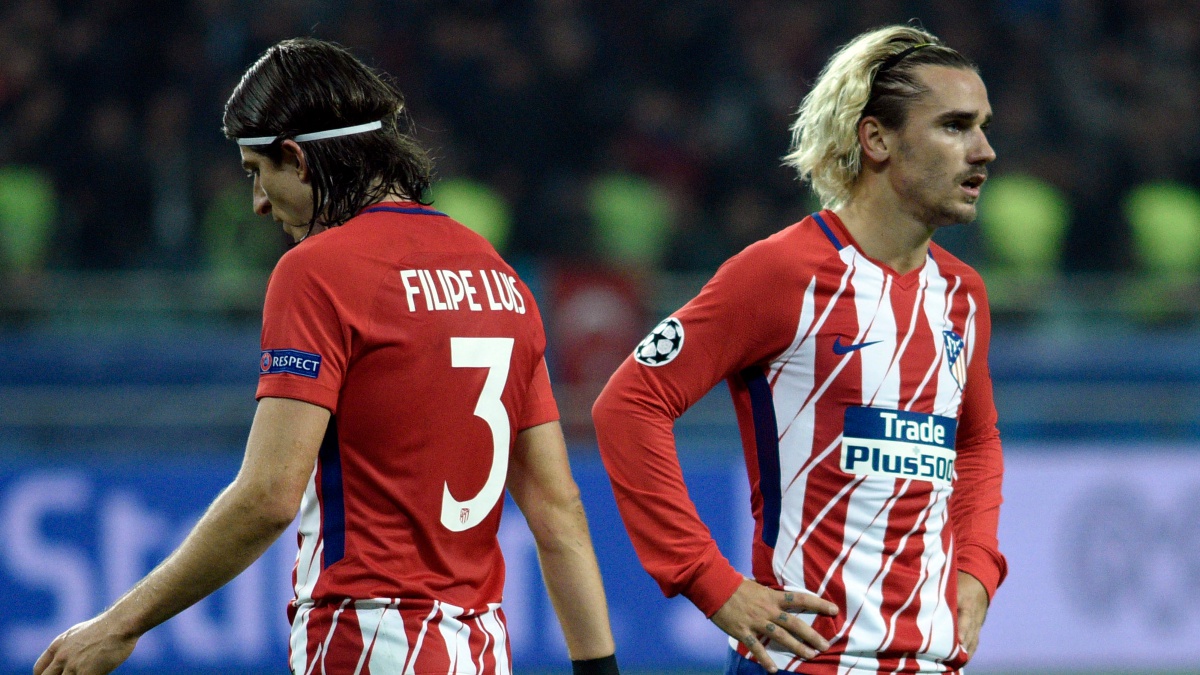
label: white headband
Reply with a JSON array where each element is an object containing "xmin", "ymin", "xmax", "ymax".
[{"xmin": 236, "ymin": 120, "xmax": 383, "ymax": 146}]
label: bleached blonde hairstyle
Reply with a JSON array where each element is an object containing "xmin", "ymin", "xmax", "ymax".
[{"xmin": 782, "ymin": 25, "xmax": 975, "ymax": 209}]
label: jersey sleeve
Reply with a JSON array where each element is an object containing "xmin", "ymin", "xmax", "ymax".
[
  {"xmin": 518, "ymin": 357, "xmax": 560, "ymax": 430},
  {"xmin": 949, "ymin": 282, "xmax": 1008, "ymax": 601},
  {"xmin": 593, "ymin": 245, "xmax": 800, "ymax": 617},
  {"xmin": 256, "ymin": 246, "xmax": 349, "ymax": 412}
]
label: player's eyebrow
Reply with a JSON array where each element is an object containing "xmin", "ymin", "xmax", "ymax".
[{"xmin": 935, "ymin": 109, "xmax": 992, "ymax": 126}]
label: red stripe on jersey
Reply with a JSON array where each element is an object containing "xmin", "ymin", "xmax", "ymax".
[
  {"xmin": 818, "ymin": 480, "xmax": 907, "ymax": 636},
  {"xmin": 944, "ymin": 278, "xmax": 973, "ymax": 388},
  {"xmin": 890, "ymin": 276, "xmax": 935, "ymax": 411},
  {"xmin": 873, "ymin": 486, "xmax": 936, "ymax": 656}
]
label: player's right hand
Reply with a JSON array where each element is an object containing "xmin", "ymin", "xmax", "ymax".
[
  {"xmin": 710, "ymin": 579, "xmax": 839, "ymax": 673},
  {"xmin": 32, "ymin": 615, "xmax": 137, "ymax": 675}
]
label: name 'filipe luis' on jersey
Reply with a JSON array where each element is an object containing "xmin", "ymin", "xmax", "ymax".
[{"xmin": 399, "ymin": 267, "xmax": 527, "ymax": 313}]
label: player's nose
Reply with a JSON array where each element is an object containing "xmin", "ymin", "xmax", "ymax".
[
  {"xmin": 969, "ymin": 127, "xmax": 996, "ymax": 165},
  {"xmin": 252, "ymin": 182, "xmax": 272, "ymax": 217}
]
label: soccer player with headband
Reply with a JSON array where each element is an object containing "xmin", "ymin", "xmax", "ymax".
[{"xmin": 35, "ymin": 37, "xmax": 621, "ymax": 675}]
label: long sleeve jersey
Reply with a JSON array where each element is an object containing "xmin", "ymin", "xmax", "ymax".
[{"xmin": 593, "ymin": 211, "xmax": 1006, "ymax": 674}]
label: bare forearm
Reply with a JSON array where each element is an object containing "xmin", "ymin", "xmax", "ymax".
[
  {"xmin": 533, "ymin": 499, "xmax": 616, "ymax": 660},
  {"xmin": 35, "ymin": 398, "xmax": 323, "ymax": 675},
  {"xmin": 509, "ymin": 421, "xmax": 616, "ymax": 660},
  {"xmin": 103, "ymin": 482, "xmax": 291, "ymax": 638}
]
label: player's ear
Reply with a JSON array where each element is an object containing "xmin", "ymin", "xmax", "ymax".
[
  {"xmin": 279, "ymin": 139, "xmax": 311, "ymax": 183},
  {"xmin": 858, "ymin": 116, "xmax": 891, "ymax": 164}
]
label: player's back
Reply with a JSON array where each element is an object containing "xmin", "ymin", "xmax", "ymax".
[{"xmin": 257, "ymin": 202, "xmax": 556, "ymax": 612}]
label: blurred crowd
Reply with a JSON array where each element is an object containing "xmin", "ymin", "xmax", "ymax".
[{"xmin": 1, "ymin": 0, "xmax": 1199, "ymax": 280}]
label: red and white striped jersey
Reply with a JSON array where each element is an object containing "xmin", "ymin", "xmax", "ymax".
[
  {"xmin": 258, "ymin": 202, "xmax": 558, "ymax": 674},
  {"xmin": 594, "ymin": 211, "xmax": 1006, "ymax": 674}
]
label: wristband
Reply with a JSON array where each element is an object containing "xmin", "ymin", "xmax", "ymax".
[{"xmin": 571, "ymin": 654, "xmax": 619, "ymax": 675}]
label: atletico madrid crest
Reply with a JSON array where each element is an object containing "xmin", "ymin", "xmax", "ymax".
[{"xmin": 943, "ymin": 330, "xmax": 966, "ymax": 390}]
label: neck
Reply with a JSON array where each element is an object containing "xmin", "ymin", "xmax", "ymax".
[
  {"xmin": 833, "ymin": 185, "xmax": 936, "ymax": 275},
  {"xmin": 373, "ymin": 189, "xmax": 411, "ymax": 204}
]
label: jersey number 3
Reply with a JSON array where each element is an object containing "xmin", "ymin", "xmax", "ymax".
[{"xmin": 441, "ymin": 337, "xmax": 515, "ymax": 532}]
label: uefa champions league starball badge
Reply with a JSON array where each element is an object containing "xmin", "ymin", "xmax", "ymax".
[{"xmin": 634, "ymin": 317, "xmax": 684, "ymax": 367}]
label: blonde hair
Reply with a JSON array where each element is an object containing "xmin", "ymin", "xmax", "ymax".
[{"xmin": 782, "ymin": 25, "xmax": 973, "ymax": 209}]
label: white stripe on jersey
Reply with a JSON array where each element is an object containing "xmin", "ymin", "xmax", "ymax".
[
  {"xmin": 926, "ymin": 526, "xmax": 957, "ymax": 660},
  {"xmin": 776, "ymin": 264, "xmax": 851, "ymax": 438},
  {"xmin": 964, "ymin": 295, "xmax": 978, "ymax": 371},
  {"xmin": 771, "ymin": 276, "xmax": 821, "ymax": 583},
  {"xmin": 787, "ymin": 440, "xmax": 859, "ymax": 569},
  {"xmin": 295, "ymin": 462, "xmax": 324, "ymax": 604},
  {"xmin": 285, "ymin": 600, "xmax": 509, "ymax": 675},
  {"xmin": 854, "ymin": 261, "xmax": 899, "ymax": 408},
  {"xmin": 830, "ymin": 480, "xmax": 905, "ymax": 654},
  {"xmin": 291, "ymin": 604, "xmax": 313, "ymax": 675},
  {"xmin": 379, "ymin": 603, "xmax": 413, "ymax": 671},
  {"xmin": 469, "ymin": 614, "xmax": 492, "ymax": 674}
]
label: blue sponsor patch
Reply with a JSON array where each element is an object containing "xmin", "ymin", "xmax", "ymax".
[
  {"xmin": 841, "ymin": 407, "xmax": 959, "ymax": 485},
  {"xmin": 843, "ymin": 407, "xmax": 957, "ymax": 450},
  {"xmin": 260, "ymin": 349, "xmax": 322, "ymax": 378}
]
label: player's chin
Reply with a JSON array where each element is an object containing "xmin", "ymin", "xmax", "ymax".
[{"xmin": 944, "ymin": 201, "xmax": 978, "ymax": 225}]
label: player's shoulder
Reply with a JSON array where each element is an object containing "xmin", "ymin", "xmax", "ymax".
[
  {"xmin": 929, "ymin": 241, "xmax": 989, "ymax": 293},
  {"xmin": 275, "ymin": 204, "xmax": 498, "ymax": 271},
  {"xmin": 721, "ymin": 214, "xmax": 840, "ymax": 279},
  {"xmin": 355, "ymin": 202, "xmax": 511, "ymax": 266},
  {"xmin": 270, "ymin": 227, "xmax": 343, "ymax": 281}
]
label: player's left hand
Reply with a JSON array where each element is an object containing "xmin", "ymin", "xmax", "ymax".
[
  {"xmin": 956, "ymin": 571, "xmax": 989, "ymax": 658},
  {"xmin": 32, "ymin": 614, "xmax": 138, "ymax": 675}
]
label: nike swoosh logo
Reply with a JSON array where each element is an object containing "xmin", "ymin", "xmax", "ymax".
[{"xmin": 832, "ymin": 336, "xmax": 882, "ymax": 355}]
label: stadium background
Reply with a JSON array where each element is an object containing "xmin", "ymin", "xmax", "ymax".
[{"xmin": 2, "ymin": 0, "xmax": 1199, "ymax": 673}]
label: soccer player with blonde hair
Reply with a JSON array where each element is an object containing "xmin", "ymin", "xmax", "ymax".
[{"xmin": 595, "ymin": 23, "xmax": 1005, "ymax": 674}]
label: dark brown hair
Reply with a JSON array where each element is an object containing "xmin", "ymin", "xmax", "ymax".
[{"xmin": 223, "ymin": 38, "xmax": 433, "ymax": 229}]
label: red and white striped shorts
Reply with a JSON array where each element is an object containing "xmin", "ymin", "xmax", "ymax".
[{"xmin": 289, "ymin": 599, "xmax": 511, "ymax": 674}]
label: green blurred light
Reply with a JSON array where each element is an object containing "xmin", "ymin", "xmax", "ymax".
[
  {"xmin": 977, "ymin": 172, "xmax": 1070, "ymax": 275},
  {"xmin": 0, "ymin": 165, "xmax": 57, "ymax": 273},
  {"xmin": 202, "ymin": 186, "xmax": 284, "ymax": 279},
  {"xmin": 588, "ymin": 172, "xmax": 674, "ymax": 268},
  {"xmin": 1124, "ymin": 180, "xmax": 1200, "ymax": 274},
  {"xmin": 430, "ymin": 177, "xmax": 513, "ymax": 253}
]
